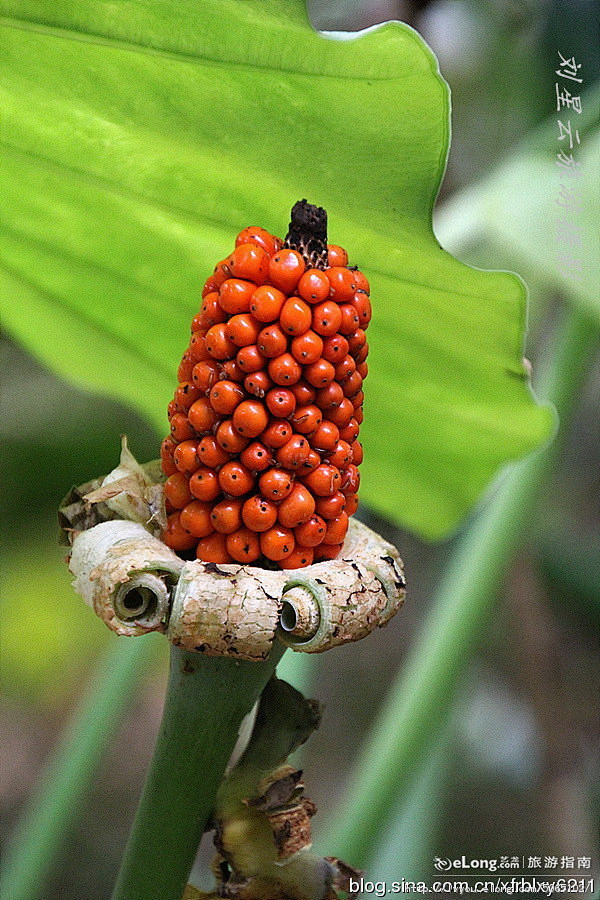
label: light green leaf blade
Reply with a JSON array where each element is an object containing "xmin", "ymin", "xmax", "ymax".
[{"xmin": 0, "ymin": 0, "xmax": 552, "ymax": 539}]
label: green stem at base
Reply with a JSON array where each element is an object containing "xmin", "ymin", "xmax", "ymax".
[
  {"xmin": 315, "ymin": 304, "xmax": 598, "ymax": 866},
  {"xmin": 111, "ymin": 642, "xmax": 286, "ymax": 900}
]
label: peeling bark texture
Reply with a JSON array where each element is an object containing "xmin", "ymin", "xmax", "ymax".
[
  {"xmin": 69, "ymin": 521, "xmax": 183, "ymax": 636},
  {"xmin": 62, "ymin": 447, "xmax": 406, "ymax": 658}
]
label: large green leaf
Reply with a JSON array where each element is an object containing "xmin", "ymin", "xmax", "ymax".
[{"xmin": 0, "ymin": 0, "xmax": 552, "ymax": 539}]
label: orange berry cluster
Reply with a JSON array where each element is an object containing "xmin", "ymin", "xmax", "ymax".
[{"xmin": 160, "ymin": 209, "xmax": 370, "ymax": 569}]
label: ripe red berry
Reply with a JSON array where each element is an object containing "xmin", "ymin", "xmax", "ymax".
[
  {"xmin": 340, "ymin": 464, "xmax": 360, "ymax": 496},
  {"xmin": 250, "ymin": 285, "xmax": 286, "ymax": 322},
  {"xmin": 216, "ymin": 419, "xmax": 250, "ymax": 454},
  {"xmin": 173, "ymin": 382, "xmax": 201, "ymax": 412},
  {"xmin": 338, "ymin": 418, "xmax": 360, "ymax": 443},
  {"xmin": 314, "ymin": 542, "xmax": 343, "ymax": 561},
  {"xmin": 196, "ymin": 531, "xmax": 233, "ymax": 563},
  {"xmin": 321, "ymin": 333, "xmax": 349, "ymax": 364},
  {"xmin": 226, "ymin": 527, "xmax": 262, "ymax": 563},
  {"xmin": 327, "ymin": 244, "xmax": 348, "ymax": 267},
  {"xmin": 354, "ymin": 270, "xmax": 370, "ymax": 294},
  {"xmin": 260, "ymin": 525, "xmax": 295, "ymax": 561},
  {"xmin": 266, "ymin": 387, "xmax": 296, "ymax": 418},
  {"xmin": 198, "ymin": 292, "xmax": 228, "ymax": 328},
  {"xmin": 235, "ymin": 226, "xmax": 282, "ymax": 256},
  {"xmin": 257, "ymin": 323, "xmax": 288, "ymax": 358},
  {"xmin": 210, "ymin": 497, "xmax": 244, "ymax": 534},
  {"xmin": 314, "ymin": 491, "xmax": 346, "ymax": 521},
  {"xmin": 291, "ymin": 404, "xmax": 322, "ymax": 435},
  {"xmin": 240, "ymin": 441, "xmax": 273, "ymax": 472},
  {"xmin": 328, "ymin": 440, "xmax": 353, "ymax": 469},
  {"xmin": 244, "ymin": 370, "xmax": 272, "ymax": 398},
  {"xmin": 338, "ymin": 303, "xmax": 361, "ymax": 335},
  {"xmin": 242, "ymin": 495, "xmax": 278, "ymax": 532},
  {"xmin": 226, "ymin": 313, "xmax": 261, "ymax": 348},
  {"xmin": 304, "ymin": 358, "xmax": 335, "ymax": 388},
  {"xmin": 188, "ymin": 397, "xmax": 219, "ymax": 435},
  {"xmin": 258, "ymin": 468, "xmax": 293, "ymax": 501},
  {"xmin": 327, "ymin": 398, "xmax": 354, "ymax": 429},
  {"xmin": 289, "ymin": 380, "xmax": 316, "ymax": 405},
  {"xmin": 302, "ymin": 464, "xmax": 341, "ymax": 497},
  {"xmin": 177, "ymin": 350, "xmax": 195, "ymax": 383},
  {"xmin": 347, "ymin": 328, "xmax": 367, "ymax": 356},
  {"xmin": 179, "ymin": 500, "xmax": 214, "ymax": 538},
  {"xmin": 342, "ymin": 370, "xmax": 363, "ymax": 399},
  {"xmin": 218, "ymin": 460, "xmax": 255, "ymax": 497},
  {"xmin": 226, "ymin": 243, "xmax": 270, "ymax": 285},
  {"xmin": 189, "ymin": 466, "xmax": 221, "ymax": 502},
  {"xmin": 276, "ymin": 434, "xmax": 310, "ymax": 470},
  {"xmin": 350, "ymin": 441, "xmax": 363, "ymax": 465},
  {"xmin": 310, "ymin": 420, "xmax": 340, "ymax": 452},
  {"xmin": 205, "ymin": 323, "xmax": 237, "ymax": 360},
  {"xmin": 297, "ymin": 269, "xmax": 330, "ymax": 304},
  {"xmin": 345, "ymin": 493, "xmax": 359, "ymax": 515},
  {"xmin": 189, "ymin": 330, "xmax": 210, "ymax": 363},
  {"xmin": 327, "ymin": 267, "xmax": 357, "ymax": 302},
  {"xmin": 294, "ymin": 514, "xmax": 327, "ymax": 547},
  {"xmin": 209, "ymin": 380, "xmax": 244, "ymax": 416},
  {"xmin": 314, "ymin": 381, "xmax": 344, "ymax": 411},
  {"xmin": 164, "ymin": 472, "xmax": 193, "ymax": 509},
  {"xmin": 268, "ymin": 249, "xmax": 305, "ymax": 294},
  {"xmin": 299, "ymin": 448, "xmax": 321, "ymax": 475},
  {"xmin": 232, "ymin": 400, "xmax": 269, "ymax": 438},
  {"xmin": 268, "ymin": 353, "xmax": 302, "ymax": 386},
  {"xmin": 324, "ymin": 511, "xmax": 349, "ymax": 544},
  {"xmin": 161, "ymin": 436, "xmax": 178, "ymax": 476},
  {"xmin": 334, "ymin": 354, "xmax": 356, "ymax": 382},
  {"xmin": 173, "ymin": 440, "xmax": 199, "ymax": 474},
  {"xmin": 163, "ymin": 512, "xmax": 199, "ymax": 551},
  {"xmin": 221, "ymin": 358, "xmax": 245, "ymax": 382},
  {"xmin": 192, "ymin": 360, "xmax": 221, "ymax": 393},
  {"xmin": 279, "ymin": 297, "xmax": 312, "ymax": 336},
  {"xmin": 290, "ymin": 330, "xmax": 323, "ymax": 364},
  {"xmin": 170, "ymin": 412, "xmax": 196, "ymax": 443},
  {"xmin": 277, "ymin": 482, "xmax": 315, "ymax": 528},
  {"xmin": 197, "ymin": 435, "xmax": 230, "ymax": 469},
  {"xmin": 218, "ymin": 279, "xmax": 255, "ymax": 315},
  {"xmin": 261, "ymin": 418, "xmax": 292, "ymax": 449},
  {"xmin": 350, "ymin": 292, "xmax": 372, "ymax": 327},
  {"xmin": 312, "ymin": 301, "xmax": 342, "ymax": 337},
  {"xmin": 280, "ymin": 546, "xmax": 314, "ymax": 568},
  {"xmin": 236, "ymin": 344, "xmax": 266, "ymax": 374}
]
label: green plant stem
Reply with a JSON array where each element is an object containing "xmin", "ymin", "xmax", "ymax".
[
  {"xmin": 111, "ymin": 642, "xmax": 286, "ymax": 900},
  {"xmin": 0, "ymin": 634, "xmax": 162, "ymax": 900},
  {"xmin": 316, "ymin": 304, "xmax": 598, "ymax": 867}
]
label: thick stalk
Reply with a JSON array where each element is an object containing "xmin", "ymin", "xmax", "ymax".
[
  {"xmin": 111, "ymin": 642, "xmax": 285, "ymax": 900},
  {"xmin": 0, "ymin": 635, "xmax": 162, "ymax": 900},
  {"xmin": 316, "ymin": 305, "xmax": 598, "ymax": 866}
]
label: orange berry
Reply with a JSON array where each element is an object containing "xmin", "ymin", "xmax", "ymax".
[
  {"xmin": 161, "ymin": 436, "xmax": 178, "ymax": 476},
  {"xmin": 189, "ymin": 466, "xmax": 221, "ymax": 502},
  {"xmin": 179, "ymin": 500, "xmax": 214, "ymax": 538},
  {"xmin": 356, "ymin": 361, "xmax": 368, "ymax": 379},
  {"xmin": 188, "ymin": 397, "xmax": 219, "ymax": 434},
  {"xmin": 345, "ymin": 493, "xmax": 359, "ymax": 515},
  {"xmin": 240, "ymin": 441, "xmax": 273, "ymax": 472},
  {"xmin": 304, "ymin": 358, "xmax": 335, "ymax": 388},
  {"xmin": 354, "ymin": 270, "xmax": 370, "ymax": 294},
  {"xmin": 321, "ymin": 333, "xmax": 349, "ymax": 363},
  {"xmin": 209, "ymin": 380, "xmax": 244, "ymax": 416},
  {"xmin": 173, "ymin": 439, "xmax": 199, "ymax": 475},
  {"xmin": 299, "ymin": 449, "xmax": 321, "ymax": 475},
  {"xmin": 261, "ymin": 418, "xmax": 292, "ymax": 449},
  {"xmin": 277, "ymin": 482, "xmax": 315, "ymax": 528},
  {"xmin": 279, "ymin": 297, "xmax": 312, "ymax": 336},
  {"xmin": 250, "ymin": 285, "xmax": 286, "ymax": 322},
  {"xmin": 327, "ymin": 440, "xmax": 353, "ymax": 469},
  {"xmin": 340, "ymin": 464, "xmax": 360, "ymax": 496},
  {"xmin": 216, "ymin": 419, "xmax": 250, "ymax": 454},
  {"xmin": 164, "ymin": 472, "xmax": 193, "ymax": 509},
  {"xmin": 226, "ymin": 313, "xmax": 261, "ymax": 348},
  {"xmin": 221, "ymin": 358, "xmax": 245, "ymax": 382},
  {"xmin": 205, "ymin": 323, "xmax": 237, "ymax": 360},
  {"xmin": 354, "ymin": 405, "xmax": 364, "ymax": 424},
  {"xmin": 196, "ymin": 531, "xmax": 233, "ymax": 564},
  {"xmin": 260, "ymin": 525, "xmax": 295, "ymax": 561},
  {"xmin": 291, "ymin": 404, "xmax": 322, "ymax": 435},
  {"xmin": 232, "ymin": 400, "xmax": 269, "ymax": 438},
  {"xmin": 268, "ymin": 249, "xmax": 305, "ymax": 294},
  {"xmin": 327, "ymin": 244, "xmax": 348, "ymax": 267},
  {"xmin": 297, "ymin": 269, "xmax": 330, "ymax": 304},
  {"xmin": 294, "ymin": 514, "xmax": 327, "ymax": 547},
  {"xmin": 276, "ymin": 434, "xmax": 310, "ymax": 470},
  {"xmin": 350, "ymin": 292, "xmax": 372, "ymax": 328},
  {"xmin": 170, "ymin": 412, "xmax": 195, "ymax": 443},
  {"xmin": 327, "ymin": 267, "xmax": 357, "ymax": 302},
  {"xmin": 218, "ymin": 460, "xmax": 255, "ymax": 497},
  {"xmin": 347, "ymin": 328, "xmax": 367, "ymax": 356},
  {"xmin": 350, "ymin": 441, "xmax": 363, "ymax": 465},
  {"xmin": 327, "ymin": 398, "xmax": 354, "ymax": 429},
  {"xmin": 202, "ymin": 274, "xmax": 225, "ymax": 298},
  {"xmin": 189, "ymin": 329, "xmax": 210, "ymax": 363},
  {"xmin": 302, "ymin": 464, "xmax": 341, "ymax": 497},
  {"xmin": 312, "ymin": 301, "xmax": 342, "ymax": 337},
  {"xmin": 334, "ymin": 354, "xmax": 356, "ymax": 381},
  {"xmin": 191, "ymin": 360, "xmax": 221, "ymax": 393},
  {"xmin": 244, "ymin": 370, "xmax": 272, "ymax": 398},
  {"xmin": 342, "ymin": 370, "xmax": 363, "ymax": 399},
  {"xmin": 257, "ymin": 323, "xmax": 288, "ymax": 358},
  {"xmin": 310, "ymin": 421, "xmax": 340, "ymax": 452},
  {"xmin": 338, "ymin": 418, "xmax": 359, "ymax": 443},
  {"xmin": 265, "ymin": 387, "xmax": 296, "ymax": 418},
  {"xmin": 226, "ymin": 527, "xmax": 262, "ymax": 563},
  {"xmin": 258, "ymin": 468, "xmax": 294, "ymax": 501},
  {"xmin": 268, "ymin": 353, "xmax": 302, "ymax": 386},
  {"xmin": 236, "ymin": 344, "xmax": 267, "ymax": 374},
  {"xmin": 338, "ymin": 303, "xmax": 361, "ymax": 335},
  {"xmin": 163, "ymin": 512, "xmax": 198, "ymax": 551},
  {"xmin": 198, "ymin": 292, "xmax": 228, "ymax": 328},
  {"xmin": 242, "ymin": 495, "xmax": 278, "ymax": 532},
  {"xmin": 289, "ymin": 380, "xmax": 316, "ymax": 405},
  {"xmin": 354, "ymin": 343, "xmax": 369, "ymax": 366},
  {"xmin": 314, "ymin": 542, "xmax": 343, "ymax": 561},
  {"xmin": 177, "ymin": 350, "xmax": 195, "ymax": 382},
  {"xmin": 226, "ymin": 243, "xmax": 270, "ymax": 284},
  {"xmin": 314, "ymin": 381, "xmax": 344, "ymax": 411},
  {"xmin": 280, "ymin": 546, "xmax": 314, "ymax": 569},
  {"xmin": 210, "ymin": 497, "xmax": 244, "ymax": 534},
  {"xmin": 290, "ymin": 330, "xmax": 323, "ymax": 364},
  {"xmin": 197, "ymin": 435, "xmax": 230, "ymax": 469},
  {"xmin": 324, "ymin": 511, "xmax": 349, "ymax": 544},
  {"xmin": 235, "ymin": 226, "xmax": 282, "ymax": 256},
  {"xmin": 218, "ymin": 278, "xmax": 255, "ymax": 315}
]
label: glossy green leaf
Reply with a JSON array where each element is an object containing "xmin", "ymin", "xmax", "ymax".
[{"xmin": 0, "ymin": 0, "xmax": 552, "ymax": 539}]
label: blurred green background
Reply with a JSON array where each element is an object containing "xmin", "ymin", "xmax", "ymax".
[{"xmin": 1, "ymin": 1, "xmax": 599, "ymax": 897}]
